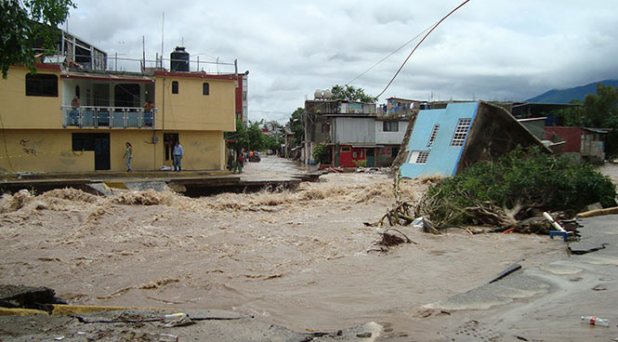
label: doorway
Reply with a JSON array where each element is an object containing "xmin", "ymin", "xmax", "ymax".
[
  {"xmin": 366, "ymin": 148, "xmax": 375, "ymax": 167},
  {"xmin": 72, "ymin": 133, "xmax": 110, "ymax": 170},
  {"xmin": 164, "ymin": 133, "xmax": 179, "ymax": 162}
]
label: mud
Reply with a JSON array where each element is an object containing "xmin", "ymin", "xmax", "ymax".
[{"xmin": 0, "ymin": 172, "xmax": 569, "ymax": 340}]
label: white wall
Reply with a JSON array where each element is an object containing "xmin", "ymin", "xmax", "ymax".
[{"xmin": 375, "ymin": 119, "xmax": 409, "ymax": 144}]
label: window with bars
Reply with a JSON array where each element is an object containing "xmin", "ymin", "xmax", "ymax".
[
  {"xmin": 450, "ymin": 118, "xmax": 472, "ymax": 146},
  {"xmin": 408, "ymin": 150, "xmax": 430, "ymax": 164},
  {"xmin": 427, "ymin": 124, "xmax": 440, "ymax": 147}
]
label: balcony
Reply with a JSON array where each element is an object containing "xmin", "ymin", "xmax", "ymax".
[{"xmin": 62, "ymin": 106, "xmax": 155, "ymax": 129}]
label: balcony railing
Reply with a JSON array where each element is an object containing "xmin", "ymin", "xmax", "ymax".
[{"xmin": 62, "ymin": 106, "xmax": 155, "ymax": 129}]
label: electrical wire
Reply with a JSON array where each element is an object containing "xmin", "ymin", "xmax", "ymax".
[
  {"xmin": 346, "ymin": 25, "xmax": 433, "ymax": 85},
  {"xmin": 375, "ymin": 0, "xmax": 471, "ymax": 99}
]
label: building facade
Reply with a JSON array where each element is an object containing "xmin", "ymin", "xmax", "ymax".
[
  {"xmin": 0, "ymin": 63, "xmax": 237, "ymax": 174},
  {"xmin": 304, "ymin": 99, "xmax": 410, "ymax": 168},
  {"xmin": 400, "ymin": 102, "xmax": 548, "ymax": 179}
]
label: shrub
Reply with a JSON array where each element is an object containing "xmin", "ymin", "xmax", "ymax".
[
  {"xmin": 312, "ymin": 144, "xmax": 329, "ymax": 164},
  {"xmin": 421, "ymin": 147, "xmax": 616, "ymax": 226}
]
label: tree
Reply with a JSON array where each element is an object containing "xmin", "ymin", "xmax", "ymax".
[
  {"xmin": 289, "ymin": 107, "xmax": 304, "ymax": 147},
  {"xmin": 0, "ymin": 0, "xmax": 76, "ymax": 78},
  {"xmin": 225, "ymin": 120, "xmax": 249, "ymax": 151},
  {"xmin": 553, "ymin": 100, "xmax": 584, "ymax": 127},
  {"xmin": 225, "ymin": 120, "xmax": 267, "ymax": 152},
  {"xmin": 262, "ymin": 121, "xmax": 283, "ymax": 152},
  {"xmin": 547, "ymin": 84, "xmax": 618, "ymax": 156},
  {"xmin": 331, "ymin": 84, "xmax": 375, "ymax": 103},
  {"xmin": 246, "ymin": 120, "xmax": 266, "ymax": 151},
  {"xmin": 582, "ymin": 84, "xmax": 618, "ymax": 128},
  {"xmin": 578, "ymin": 84, "xmax": 618, "ymax": 156}
]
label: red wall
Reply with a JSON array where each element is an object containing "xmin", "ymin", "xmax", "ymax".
[
  {"xmin": 338, "ymin": 146, "xmax": 367, "ymax": 167},
  {"xmin": 544, "ymin": 127, "xmax": 581, "ymax": 153},
  {"xmin": 235, "ymin": 75, "xmax": 243, "ymax": 120}
]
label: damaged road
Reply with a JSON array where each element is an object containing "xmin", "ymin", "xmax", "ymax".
[{"xmin": 414, "ymin": 214, "xmax": 618, "ymax": 342}]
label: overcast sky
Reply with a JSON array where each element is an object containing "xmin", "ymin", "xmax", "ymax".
[{"xmin": 66, "ymin": 0, "xmax": 618, "ymax": 123}]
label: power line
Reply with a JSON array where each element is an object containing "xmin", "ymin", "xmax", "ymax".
[
  {"xmin": 375, "ymin": 0, "xmax": 471, "ymax": 99},
  {"xmin": 346, "ymin": 25, "xmax": 433, "ymax": 85}
]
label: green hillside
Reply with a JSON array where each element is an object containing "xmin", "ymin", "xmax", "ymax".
[{"xmin": 526, "ymin": 79, "xmax": 618, "ymax": 103}]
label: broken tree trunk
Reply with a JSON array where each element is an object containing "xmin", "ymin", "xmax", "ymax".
[{"xmin": 390, "ymin": 109, "xmax": 419, "ymax": 176}]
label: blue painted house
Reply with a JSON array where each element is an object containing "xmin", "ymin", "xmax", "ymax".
[{"xmin": 400, "ymin": 101, "xmax": 548, "ymax": 179}]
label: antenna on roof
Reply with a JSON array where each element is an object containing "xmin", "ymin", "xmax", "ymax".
[
  {"xmin": 160, "ymin": 12, "xmax": 165, "ymax": 68},
  {"xmin": 142, "ymin": 35, "xmax": 145, "ymax": 72}
]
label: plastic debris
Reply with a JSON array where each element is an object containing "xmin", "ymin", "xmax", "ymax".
[
  {"xmin": 159, "ymin": 333, "xmax": 178, "ymax": 342},
  {"xmin": 581, "ymin": 315, "xmax": 609, "ymax": 327},
  {"xmin": 161, "ymin": 312, "xmax": 194, "ymax": 327}
]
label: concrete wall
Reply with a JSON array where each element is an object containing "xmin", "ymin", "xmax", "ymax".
[
  {"xmin": 400, "ymin": 102, "xmax": 479, "ymax": 179},
  {"xmin": 460, "ymin": 102, "xmax": 549, "ymax": 173},
  {"xmin": 0, "ymin": 129, "xmax": 225, "ymax": 173},
  {"xmin": 375, "ymin": 119, "xmax": 409, "ymax": 144},
  {"xmin": 332, "ymin": 117, "xmax": 375, "ymax": 145},
  {"xmin": 0, "ymin": 65, "xmax": 63, "ymax": 129},
  {"xmin": 175, "ymin": 130, "xmax": 225, "ymax": 171},
  {"xmin": 155, "ymin": 74, "xmax": 236, "ymax": 131},
  {"xmin": 518, "ymin": 118, "xmax": 546, "ymax": 140},
  {"xmin": 0, "ymin": 130, "xmax": 93, "ymax": 173}
]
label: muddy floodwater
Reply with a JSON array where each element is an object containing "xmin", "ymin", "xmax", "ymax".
[{"xmin": 0, "ymin": 170, "xmax": 569, "ymax": 339}]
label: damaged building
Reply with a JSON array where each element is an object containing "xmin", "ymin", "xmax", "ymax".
[{"xmin": 399, "ymin": 102, "xmax": 550, "ymax": 179}]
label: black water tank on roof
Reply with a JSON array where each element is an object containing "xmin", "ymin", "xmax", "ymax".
[{"xmin": 170, "ymin": 46, "xmax": 189, "ymax": 72}]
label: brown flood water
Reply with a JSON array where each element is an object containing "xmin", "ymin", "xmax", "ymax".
[{"xmin": 0, "ymin": 172, "xmax": 566, "ymax": 336}]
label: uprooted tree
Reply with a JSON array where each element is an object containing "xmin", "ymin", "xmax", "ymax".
[{"xmin": 414, "ymin": 147, "xmax": 616, "ymax": 229}]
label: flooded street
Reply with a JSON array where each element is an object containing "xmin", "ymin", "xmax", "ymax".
[{"xmin": 0, "ymin": 157, "xmax": 595, "ymax": 339}]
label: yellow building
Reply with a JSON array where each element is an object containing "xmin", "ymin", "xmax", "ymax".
[{"xmin": 0, "ymin": 64, "xmax": 237, "ymax": 174}]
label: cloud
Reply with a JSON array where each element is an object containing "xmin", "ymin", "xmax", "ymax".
[{"xmin": 66, "ymin": 0, "xmax": 618, "ymax": 123}]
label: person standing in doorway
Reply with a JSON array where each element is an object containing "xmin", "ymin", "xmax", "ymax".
[
  {"xmin": 123, "ymin": 142, "xmax": 133, "ymax": 172},
  {"xmin": 173, "ymin": 141, "xmax": 184, "ymax": 171}
]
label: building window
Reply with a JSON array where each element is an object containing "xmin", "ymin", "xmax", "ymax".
[
  {"xmin": 383, "ymin": 121, "xmax": 399, "ymax": 132},
  {"xmin": 450, "ymin": 118, "xmax": 472, "ymax": 146},
  {"xmin": 203, "ymin": 82, "xmax": 209, "ymax": 95},
  {"xmin": 427, "ymin": 124, "xmax": 440, "ymax": 147},
  {"xmin": 72, "ymin": 133, "xmax": 95, "ymax": 151},
  {"xmin": 25, "ymin": 73, "xmax": 58, "ymax": 97},
  {"xmin": 408, "ymin": 150, "xmax": 430, "ymax": 164},
  {"xmin": 172, "ymin": 81, "xmax": 179, "ymax": 94}
]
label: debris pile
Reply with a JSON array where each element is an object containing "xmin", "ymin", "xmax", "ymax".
[{"xmin": 0, "ymin": 284, "xmax": 65, "ymax": 312}]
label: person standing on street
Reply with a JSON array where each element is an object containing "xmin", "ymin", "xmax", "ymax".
[
  {"xmin": 123, "ymin": 142, "xmax": 133, "ymax": 172},
  {"xmin": 173, "ymin": 141, "xmax": 184, "ymax": 171},
  {"xmin": 235, "ymin": 148, "xmax": 244, "ymax": 173}
]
